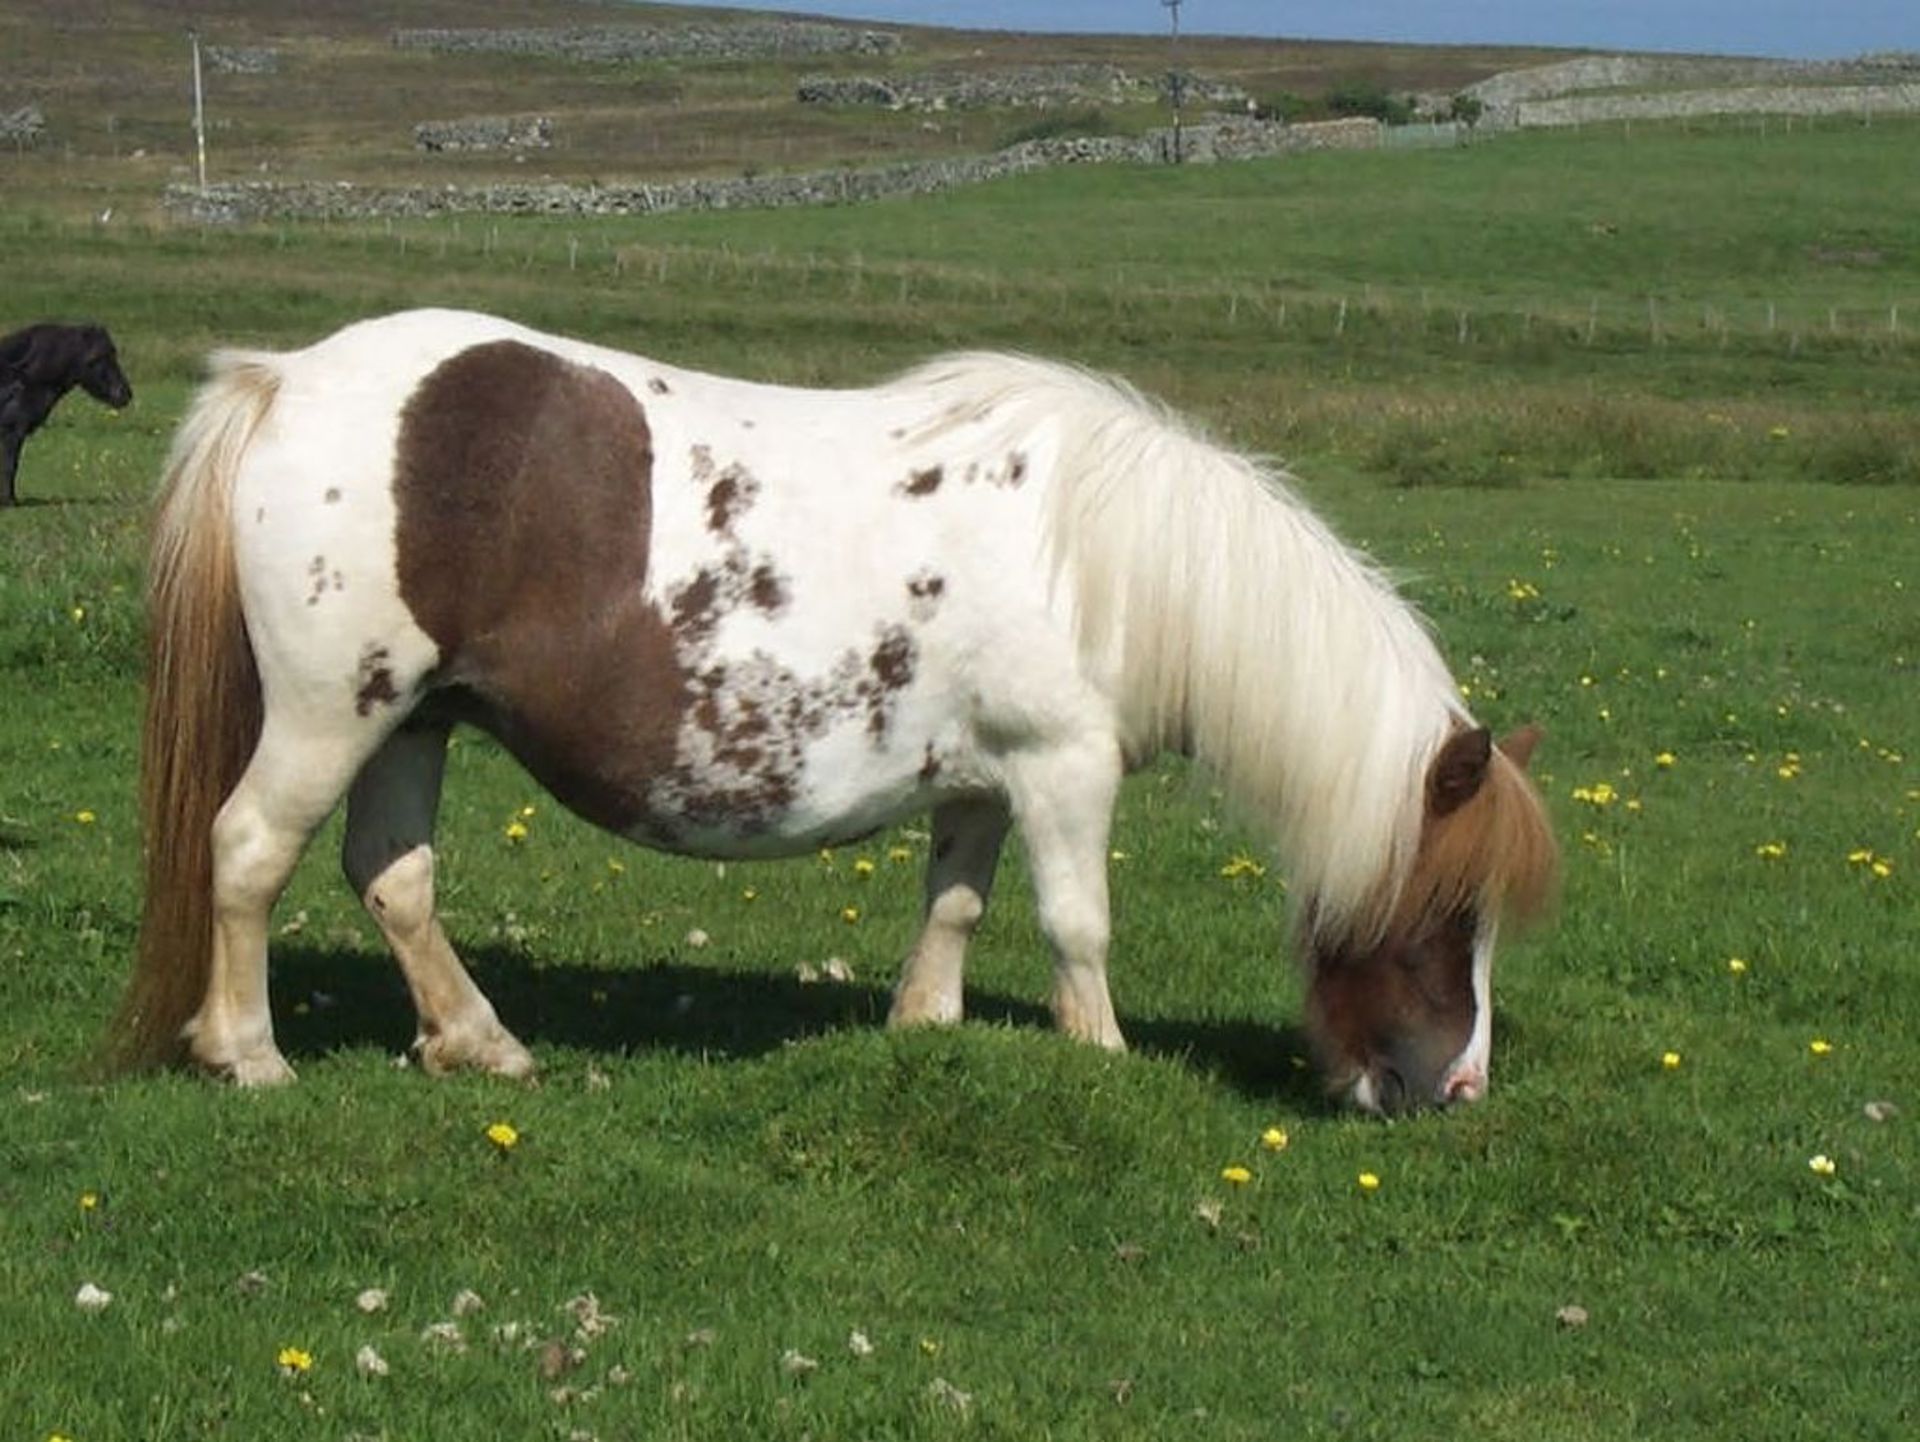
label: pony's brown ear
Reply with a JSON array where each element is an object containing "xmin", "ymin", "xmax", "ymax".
[
  {"xmin": 1497, "ymin": 723, "xmax": 1544, "ymax": 772},
  {"xmin": 1428, "ymin": 726, "xmax": 1493, "ymax": 817}
]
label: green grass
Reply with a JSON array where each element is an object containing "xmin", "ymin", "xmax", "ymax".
[{"xmin": 1, "ymin": 106, "xmax": 1916, "ymax": 1441}]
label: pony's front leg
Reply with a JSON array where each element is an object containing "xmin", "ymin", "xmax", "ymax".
[
  {"xmin": 1005, "ymin": 741, "xmax": 1126, "ymax": 1051},
  {"xmin": 343, "ymin": 726, "xmax": 535, "ymax": 1079},
  {"xmin": 889, "ymin": 797, "xmax": 1010, "ymax": 1030}
]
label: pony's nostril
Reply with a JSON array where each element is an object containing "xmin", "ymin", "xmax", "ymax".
[
  {"xmin": 1376, "ymin": 1065, "xmax": 1408, "ymax": 1112},
  {"xmin": 1443, "ymin": 1070, "xmax": 1486, "ymax": 1105}
]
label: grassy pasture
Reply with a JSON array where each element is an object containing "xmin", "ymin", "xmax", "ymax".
[{"xmin": 1, "ymin": 114, "xmax": 1916, "ymax": 1439}]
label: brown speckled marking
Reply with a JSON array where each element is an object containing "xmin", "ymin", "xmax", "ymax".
[
  {"xmin": 919, "ymin": 741, "xmax": 942, "ymax": 784},
  {"xmin": 1005, "ymin": 450, "xmax": 1028, "ymax": 485},
  {"xmin": 899, "ymin": 465, "xmax": 943, "ymax": 497},
  {"xmin": 905, "ymin": 569, "xmax": 945, "ymax": 622},
  {"xmin": 648, "ymin": 377, "xmax": 671, "ymax": 395},
  {"xmin": 354, "ymin": 644, "xmax": 399, "ymax": 717},
  {"xmin": 691, "ymin": 443, "xmax": 760, "ymax": 538},
  {"xmin": 393, "ymin": 339, "xmax": 919, "ymax": 848},
  {"xmin": 306, "ymin": 554, "xmax": 331, "ymax": 607},
  {"xmin": 323, "ymin": 487, "xmax": 342, "ymax": 504}
]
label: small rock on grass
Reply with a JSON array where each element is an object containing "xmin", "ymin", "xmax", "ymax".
[{"xmin": 1555, "ymin": 1304, "xmax": 1590, "ymax": 1330}]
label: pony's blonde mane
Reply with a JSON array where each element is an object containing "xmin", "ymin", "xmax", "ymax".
[{"xmin": 891, "ymin": 353, "xmax": 1472, "ymax": 945}]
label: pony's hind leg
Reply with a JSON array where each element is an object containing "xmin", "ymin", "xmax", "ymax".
[
  {"xmin": 342, "ymin": 723, "xmax": 535, "ymax": 1079},
  {"xmin": 189, "ymin": 721, "xmax": 379, "ymax": 1085},
  {"xmin": 888, "ymin": 797, "xmax": 1010, "ymax": 1030},
  {"xmin": 1004, "ymin": 741, "xmax": 1126, "ymax": 1051}
]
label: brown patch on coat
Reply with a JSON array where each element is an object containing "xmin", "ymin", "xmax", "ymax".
[
  {"xmin": 906, "ymin": 569, "xmax": 946, "ymax": 621},
  {"xmin": 899, "ymin": 465, "xmax": 943, "ymax": 497},
  {"xmin": 1302, "ymin": 724, "xmax": 1559, "ymax": 1109},
  {"xmin": 691, "ymin": 443, "xmax": 760, "ymax": 538},
  {"xmin": 392, "ymin": 339, "xmax": 684, "ymax": 834},
  {"xmin": 354, "ymin": 644, "xmax": 400, "ymax": 717},
  {"xmin": 393, "ymin": 339, "xmax": 919, "ymax": 848},
  {"xmin": 1005, "ymin": 450, "xmax": 1028, "ymax": 485}
]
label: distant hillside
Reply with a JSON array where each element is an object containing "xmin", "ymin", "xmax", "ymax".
[{"xmin": 0, "ymin": 0, "xmax": 1566, "ymax": 217}]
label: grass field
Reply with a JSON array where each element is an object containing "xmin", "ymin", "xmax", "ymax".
[{"xmin": 2, "ymin": 60, "xmax": 1917, "ymax": 1442}]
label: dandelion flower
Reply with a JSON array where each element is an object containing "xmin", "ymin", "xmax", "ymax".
[
  {"xmin": 1727, "ymin": 957, "xmax": 1749, "ymax": 975},
  {"xmin": 852, "ymin": 857, "xmax": 877, "ymax": 878},
  {"xmin": 741, "ymin": 887, "xmax": 758, "ymax": 902},
  {"xmin": 1807, "ymin": 1154, "xmax": 1836, "ymax": 1177},
  {"xmin": 78, "ymin": 1191, "xmax": 99, "ymax": 1212},
  {"xmin": 1570, "ymin": 782, "xmax": 1617, "ymax": 808},
  {"xmin": 1808, "ymin": 1039, "xmax": 1833, "ymax": 1056},
  {"xmin": 74, "ymin": 810, "xmax": 97, "ymax": 825},
  {"xmin": 1219, "ymin": 853, "xmax": 1266, "ymax": 879},
  {"xmin": 1220, "ymin": 1165, "xmax": 1252, "ymax": 1185},
  {"xmin": 276, "ymin": 1346, "xmax": 313, "ymax": 1375},
  {"xmin": 503, "ymin": 820, "xmax": 529, "ymax": 843},
  {"xmin": 1754, "ymin": 841, "xmax": 1787, "ymax": 861},
  {"xmin": 1654, "ymin": 752, "xmax": 1676, "ymax": 769},
  {"xmin": 1260, "ymin": 1127, "xmax": 1289, "ymax": 1152},
  {"xmin": 1357, "ymin": 1172, "xmax": 1381, "ymax": 1193},
  {"xmin": 1661, "ymin": 1051, "xmax": 1682, "ymax": 1071},
  {"xmin": 485, "ymin": 1121, "xmax": 520, "ymax": 1152},
  {"xmin": 840, "ymin": 906, "xmax": 860, "ymax": 924}
]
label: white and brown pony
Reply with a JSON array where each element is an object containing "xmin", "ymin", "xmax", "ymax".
[{"xmin": 110, "ymin": 309, "xmax": 1556, "ymax": 1112}]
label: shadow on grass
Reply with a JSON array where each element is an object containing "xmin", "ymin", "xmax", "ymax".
[{"xmin": 268, "ymin": 942, "xmax": 1323, "ymax": 1108}]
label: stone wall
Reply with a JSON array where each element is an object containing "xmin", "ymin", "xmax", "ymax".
[
  {"xmin": 165, "ymin": 118, "xmax": 1384, "ymax": 225},
  {"xmin": 205, "ymin": 46, "xmax": 281, "ymax": 76},
  {"xmin": 1, "ymin": 104, "xmax": 45, "ymax": 147},
  {"xmin": 414, "ymin": 116, "xmax": 554, "ymax": 153},
  {"xmin": 796, "ymin": 65, "xmax": 1248, "ymax": 112},
  {"xmin": 1468, "ymin": 52, "xmax": 1920, "ymax": 127},
  {"xmin": 391, "ymin": 23, "xmax": 901, "ymax": 64},
  {"xmin": 1514, "ymin": 83, "xmax": 1920, "ymax": 128}
]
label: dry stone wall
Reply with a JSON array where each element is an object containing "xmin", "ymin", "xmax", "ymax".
[
  {"xmin": 414, "ymin": 116, "xmax": 554, "ymax": 153},
  {"xmin": 1514, "ymin": 83, "xmax": 1920, "ymax": 128},
  {"xmin": 166, "ymin": 118, "xmax": 1382, "ymax": 225},
  {"xmin": 391, "ymin": 23, "xmax": 901, "ymax": 63},
  {"xmin": 1468, "ymin": 52, "xmax": 1920, "ymax": 127},
  {"xmin": 796, "ymin": 65, "xmax": 1248, "ymax": 112}
]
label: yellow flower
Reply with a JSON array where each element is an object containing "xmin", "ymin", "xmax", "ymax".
[
  {"xmin": 276, "ymin": 1346, "xmax": 313, "ymax": 1374},
  {"xmin": 887, "ymin": 846, "xmax": 913, "ymax": 863},
  {"xmin": 1221, "ymin": 1165, "xmax": 1252, "ymax": 1185},
  {"xmin": 503, "ymin": 820, "xmax": 529, "ymax": 843},
  {"xmin": 1357, "ymin": 1172, "xmax": 1381, "ymax": 1193},
  {"xmin": 606, "ymin": 858, "xmax": 626, "ymax": 876},
  {"xmin": 485, "ymin": 1121, "xmax": 520, "ymax": 1152},
  {"xmin": 1654, "ymin": 752, "xmax": 1676, "ymax": 769},
  {"xmin": 1661, "ymin": 1051, "xmax": 1682, "ymax": 1071},
  {"xmin": 73, "ymin": 810, "xmax": 97, "ymax": 825},
  {"xmin": 741, "ymin": 886, "xmax": 758, "ymax": 902},
  {"xmin": 1808, "ymin": 1039, "xmax": 1833, "ymax": 1056},
  {"xmin": 1219, "ymin": 853, "xmax": 1266, "ymax": 879},
  {"xmin": 1570, "ymin": 782, "xmax": 1617, "ymax": 807},
  {"xmin": 852, "ymin": 857, "xmax": 877, "ymax": 878},
  {"xmin": 1754, "ymin": 841, "xmax": 1787, "ymax": 860},
  {"xmin": 1727, "ymin": 957, "xmax": 1749, "ymax": 975},
  {"xmin": 1871, "ymin": 859, "xmax": 1892, "ymax": 879},
  {"xmin": 840, "ymin": 906, "xmax": 860, "ymax": 924},
  {"xmin": 919, "ymin": 1337, "xmax": 941, "ymax": 1357},
  {"xmin": 1807, "ymin": 1154, "xmax": 1836, "ymax": 1177},
  {"xmin": 1505, "ymin": 579, "xmax": 1540, "ymax": 601},
  {"xmin": 79, "ymin": 1191, "xmax": 99, "ymax": 1211},
  {"xmin": 1260, "ymin": 1127, "xmax": 1289, "ymax": 1152}
]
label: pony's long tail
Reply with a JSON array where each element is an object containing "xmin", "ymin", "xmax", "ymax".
[{"xmin": 105, "ymin": 353, "xmax": 280, "ymax": 1073}]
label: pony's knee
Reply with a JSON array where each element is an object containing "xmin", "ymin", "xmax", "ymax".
[
  {"xmin": 927, "ymin": 883, "xmax": 987, "ymax": 935},
  {"xmin": 356, "ymin": 844, "xmax": 437, "ymax": 938}
]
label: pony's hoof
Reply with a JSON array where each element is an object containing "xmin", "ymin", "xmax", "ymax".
[
  {"xmin": 415, "ymin": 1026, "xmax": 537, "ymax": 1080},
  {"xmin": 225, "ymin": 1049, "xmax": 299, "ymax": 1087},
  {"xmin": 887, "ymin": 986, "xmax": 963, "ymax": 1029}
]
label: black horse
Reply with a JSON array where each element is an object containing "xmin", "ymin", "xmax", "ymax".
[{"xmin": 0, "ymin": 321, "xmax": 134, "ymax": 506}]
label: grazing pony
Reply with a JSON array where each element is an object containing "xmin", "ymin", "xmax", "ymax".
[
  {"xmin": 0, "ymin": 321, "xmax": 134, "ymax": 505},
  {"xmin": 110, "ymin": 309, "xmax": 1556, "ymax": 1111}
]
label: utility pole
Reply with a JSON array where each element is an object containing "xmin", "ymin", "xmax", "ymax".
[
  {"xmin": 190, "ymin": 30, "xmax": 208, "ymax": 194},
  {"xmin": 1162, "ymin": 0, "xmax": 1184, "ymax": 163}
]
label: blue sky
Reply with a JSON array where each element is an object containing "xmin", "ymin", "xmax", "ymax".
[{"xmin": 664, "ymin": 3, "xmax": 1914, "ymax": 61}]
